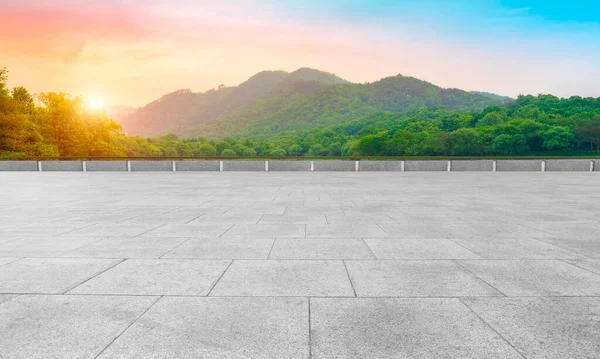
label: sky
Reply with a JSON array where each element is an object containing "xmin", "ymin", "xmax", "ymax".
[{"xmin": 1, "ymin": 0, "xmax": 599, "ymax": 107}]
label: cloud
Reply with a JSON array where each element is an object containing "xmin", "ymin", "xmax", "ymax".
[{"xmin": 0, "ymin": 3, "xmax": 151, "ymax": 62}]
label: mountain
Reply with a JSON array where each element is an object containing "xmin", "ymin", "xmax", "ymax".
[
  {"xmin": 106, "ymin": 105, "xmax": 136, "ymax": 122},
  {"xmin": 119, "ymin": 68, "xmax": 350, "ymax": 137},
  {"xmin": 119, "ymin": 68, "xmax": 510, "ymax": 138},
  {"xmin": 470, "ymin": 91, "xmax": 513, "ymax": 103}
]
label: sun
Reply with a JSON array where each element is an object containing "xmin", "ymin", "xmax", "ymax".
[{"xmin": 85, "ymin": 96, "xmax": 105, "ymax": 110}]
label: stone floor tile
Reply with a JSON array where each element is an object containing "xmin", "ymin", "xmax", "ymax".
[
  {"xmin": 97, "ymin": 297, "xmax": 309, "ymax": 359},
  {"xmin": 210, "ymin": 260, "xmax": 354, "ymax": 296},
  {"xmin": 0, "ymin": 295, "xmax": 157, "ymax": 358},
  {"xmin": 345, "ymin": 260, "xmax": 502, "ymax": 297},
  {"xmin": 311, "ymin": 298, "xmax": 522, "ymax": 358},
  {"xmin": 69, "ymin": 259, "xmax": 231, "ymax": 296}
]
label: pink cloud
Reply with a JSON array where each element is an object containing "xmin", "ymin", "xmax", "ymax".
[{"xmin": 0, "ymin": 3, "xmax": 151, "ymax": 61}]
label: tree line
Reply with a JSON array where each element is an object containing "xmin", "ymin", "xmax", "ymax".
[{"xmin": 1, "ymin": 67, "xmax": 599, "ymax": 158}]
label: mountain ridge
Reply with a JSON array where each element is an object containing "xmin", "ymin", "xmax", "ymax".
[{"xmin": 117, "ymin": 68, "xmax": 512, "ymax": 138}]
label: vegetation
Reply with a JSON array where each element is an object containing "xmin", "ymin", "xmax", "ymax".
[
  {"xmin": 120, "ymin": 68, "xmax": 509, "ymax": 138},
  {"xmin": 1, "ymin": 66, "xmax": 600, "ymax": 158},
  {"xmin": 1, "ymin": 67, "xmax": 174, "ymax": 157}
]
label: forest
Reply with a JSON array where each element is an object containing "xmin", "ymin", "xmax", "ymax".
[{"xmin": 1, "ymin": 67, "xmax": 600, "ymax": 158}]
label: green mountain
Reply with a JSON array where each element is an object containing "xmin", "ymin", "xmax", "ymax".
[
  {"xmin": 119, "ymin": 68, "xmax": 349, "ymax": 137},
  {"xmin": 119, "ymin": 68, "xmax": 511, "ymax": 138},
  {"xmin": 470, "ymin": 91, "xmax": 513, "ymax": 103}
]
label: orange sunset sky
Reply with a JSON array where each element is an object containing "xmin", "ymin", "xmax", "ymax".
[{"xmin": 1, "ymin": 0, "xmax": 599, "ymax": 107}]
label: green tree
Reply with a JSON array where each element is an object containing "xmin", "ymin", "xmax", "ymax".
[
  {"xmin": 477, "ymin": 112, "xmax": 504, "ymax": 127},
  {"xmin": 492, "ymin": 134, "xmax": 528, "ymax": 155},
  {"xmin": 449, "ymin": 128, "xmax": 482, "ymax": 155},
  {"xmin": 542, "ymin": 126, "xmax": 576, "ymax": 151},
  {"xmin": 193, "ymin": 143, "xmax": 217, "ymax": 156},
  {"xmin": 354, "ymin": 132, "xmax": 388, "ymax": 156},
  {"xmin": 575, "ymin": 116, "xmax": 600, "ymax": 152},
  {"xmin": 221, "ymin": 148, "xmax": 236, "ymax": 156}
]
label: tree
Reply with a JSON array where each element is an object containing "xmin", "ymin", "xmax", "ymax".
[
  {"xmin": 387, "ymin": 130, "xmax": 417, "ymax": 155},
  {"xmin": 575, "ymin": 116, "xmax": 600, "ymax": 152},
  {"xmin": 221, "ymin": 148, "xmax": 236, "ymax": 156},
  {"xmin": 492, "ymin": 134, "xmax": 528, "ymax": 155},
  {"xmin": 307, "ymin": 144, "xmax": 327, "ymax": 156},
  {"xmin": 233, "ymin": 144, "xmax": 256, "ymax": 156},
  {"xmin": 327, "ymin": 143, "xmax": 342, "ymax": 156},
  {"xmin": 353, "ymin": 132, "xmax": 388, "ymax": 156},
  {"xmin": 192, "ymin": 143, "xmax": 217, "ymax": 156},
  {"xmin": 542, "ymin": 126, "xmax": 576, "ymax": 151},
  {"xmin": 449, "ymin": 128, "xmax": 482, "ymax": 155},
  {"xmin": 11, "ymin": 87, "xmax": 34, "ymax": 113},
  {"xmin": 0, "ymin": 67, "xmax": 9, "ymax": 100},
  {"xmin": 477, "ymin": 112, "xmax": 504, "ymax": 127},
  {"xmin": 264, "ymin": 146, "xmax": 287, "ymax": 156}
]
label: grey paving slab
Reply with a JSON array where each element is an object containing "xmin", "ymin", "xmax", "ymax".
[
  {"xmin": 0, "ymin": 223, "xmax": 96, "ymax": 236},
  {"xmin": 268, "ymin": 160, "xmax": 311, "ymax": 171},
  {"xmin": 97, "ymin": 297, "xmax": 309, "ymax": 359},
  {"xmin": 0, "ymin": 294, "xmax": 18, "ymax": 305},
  {"xmin": 564, "ymin": 257, "xmax": 600, "ymax": 275},
  {"xmin": 62, "ymin": 237, "xmax": 189, "ymax": 258},
  {"xmin": 130, "ymin": 160, "xmax": 172, "ymax": 171},
  {"xmin": 358, "ymin": 161, "xmax": 403, "ymax": 171},
  {"xmin": 174, "ymin": 160, "xmax": 219, "ymax": 171},
  {"xmin": 221, "ymin": 223, "xmax": 305, "ymax": 238},
  {"xmin": 0, "ymin": 258, "xmax": 20, "ymax": 266},
  {"xmin": 189, "ymin": 213, "xmax": 263, "ymax": 224},
  {"xmin": 545, "ymin": 159, "xmax": 592, "ymax": 171},
  {"xmin": 0, "ymin": 160, "xmax": 38, "ymax": 171},
  {"xmin": 451, "ymin": 237, "xmax": 582, "ymax": 259},
  {"xmin": 2, "ymin": 172, "xmax": 600, "ymax": 357},
  {"xmin": 463, "ymin": 297, "xmax": 600, "ymax": 359},
  {"xmin": 0, "ymin": 258, "xmax": 120, "ymax": 293},
  {"xmin": 62, "ymin": 224, "xmax": 162, "ymax": 237},
  {"xmin": 310, "ymin": 298, "xmax": 522, "ymax": 358},
  {"xmin": 313, "ymin": 160, "xmax": 356, "ymax": 171},
  {"xmin": 306, "ymin": 223, "xmax": 390, "ymax": 238},
  {"xmin": 0, "ymin": 295, "xmax": 157, "ymax": 359},
  {"xmin": 226, "ymin": 205, "xmax": 288, "ymax": 215},
  {"xmin": 451, "ymin": 160, "xmax": 494, "ymax": 171},
  {"xmin": 69, "ymin": 259, "xmax": 230, "ymax": 296},
  {"xmin": 365, "ymin": 238, "xmax": 482, "ymax": 259},
  {"xmin": 345, "ymin": 260, "xmax": 502, "ymax": 297},
  {"xmin": 404, "ymin": 160, "xmax": 448, "ymax": 171},
  {"xmin": 0, "ymin": 236, "xmax": 106, "ymax": 257},
  {"xmin": 270, "ymin": 239, "xmax": 375, "ymax": 259},
  {"xmin": 458, "ymin": 259, "xmax": 600, "ymax": 296},
  {"xmin": 118, "ymin": 212, "xmax": 202, "ymax": 224},
  {"xmin": 496, "ymin": 159, "xmax": 543, "ymax": 171},
  {"xmin": 222, "ymin": 160, "xmax": 265, "ymax": 171},
  {"xmin": 534, "ymin": 222, "xmax": 600, "ymax": 239},
  {"xmin": 163, "ymin": 237, "xmax": 274, "ymax": 259},
  {"xmin": 140, "ymin": 223, "xmax": 232, "ymax": 237},
  {"xmin": 40, "ymin": 161, "xmax": 83, "ymax": 171},
  {"xmin": 210, "ymin": 260, "xmax": 354, "ymax": 296},
  {"xmin": 324, "ymin": 213, "xmax": 396, "ymax": 225},
  {"xmin": 85, "ymin": 161, "xmax": 127, "ymax": 171},
  {"xmin": 259, "ymin": 213, "xmax": 328, "ymax": 225},
  {"xmin": 377, "ymin": 221, "xmax": 470, "ymax": 238},
  {"xmin": 454, "ymin": 221, "xmax": 556, "ymax": 238}
]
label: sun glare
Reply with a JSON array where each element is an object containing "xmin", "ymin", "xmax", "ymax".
[{"xmin": 86, "ymin": 96, "xmax": 105, "ymax": 110}]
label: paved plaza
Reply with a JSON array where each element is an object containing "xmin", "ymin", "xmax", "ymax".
[{"xmin": 1, "ymin": 172, "xmax": 600, "ymax": 358}]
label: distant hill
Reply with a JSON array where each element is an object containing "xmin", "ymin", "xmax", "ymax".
[
  {"xmin": 106, "ymin": 105, "xmax": 136, "ymax": 122},
  {"xmin": 119, "ymin": 68, "xmax": 510, "ymax": 138},
  {"xmin": 470, "ymin": 91, "xmax": 513, "ymax": 103}
]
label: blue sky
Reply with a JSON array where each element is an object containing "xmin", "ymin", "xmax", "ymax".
[{"xmin": 1, "ymin": 0, "xmax": 598, "ymax": 106}]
